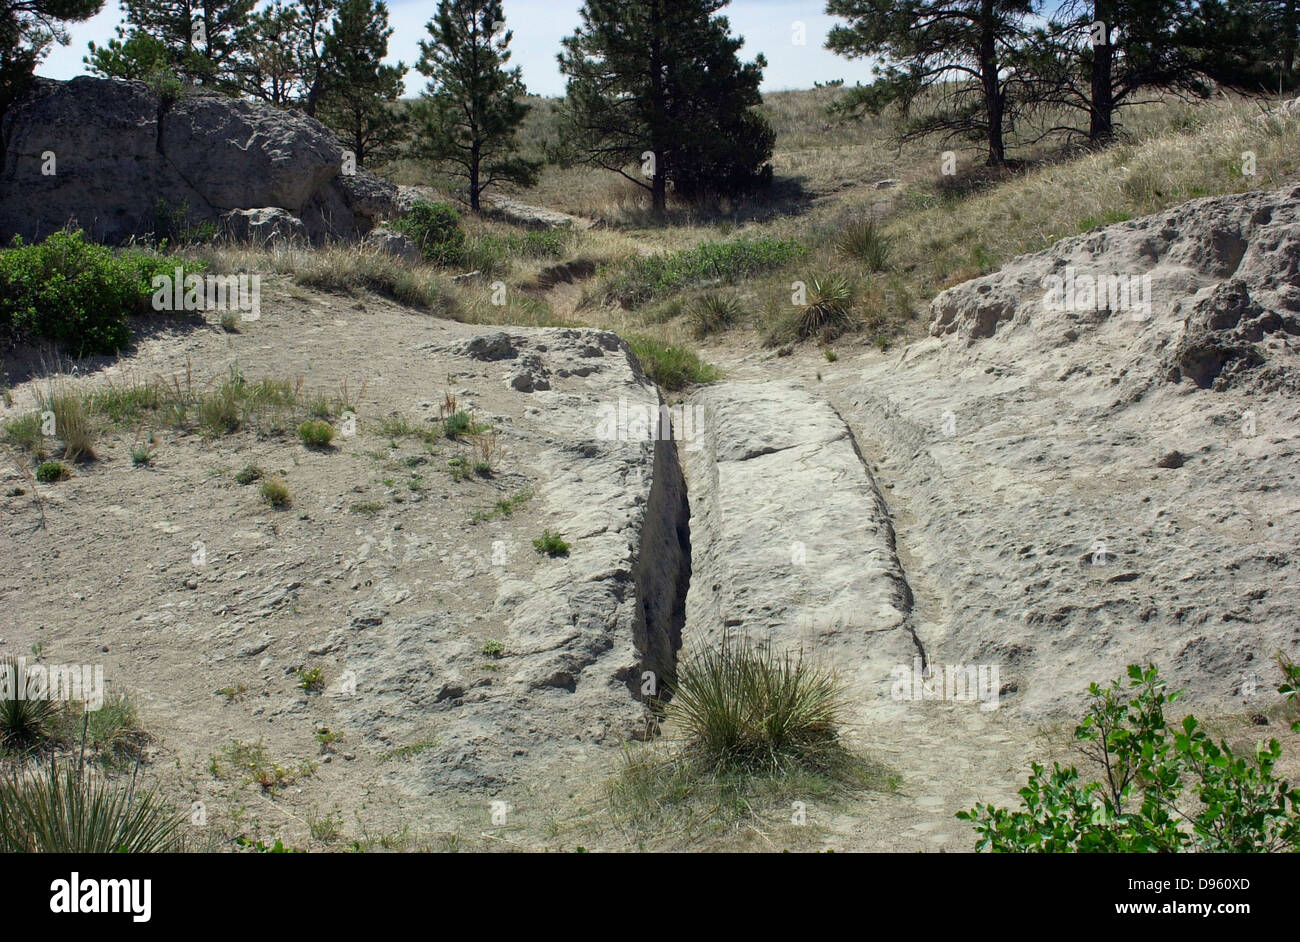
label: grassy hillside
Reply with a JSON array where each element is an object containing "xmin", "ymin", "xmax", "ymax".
[{"xmin": 204, "ymin": 88, "xmax": 1300, "ymax": 375}]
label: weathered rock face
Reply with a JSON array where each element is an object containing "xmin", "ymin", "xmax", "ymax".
[
  {"xmin": 0, "ymin": 76, "xmax": 399, "ymax": 244},
  {"xmin": 837, "ymin": 183, "xmax": 1300, "ymax": 715},
  {"xmin": 333, "ymin": 327, "xmax": 692, "ymax": 787}
]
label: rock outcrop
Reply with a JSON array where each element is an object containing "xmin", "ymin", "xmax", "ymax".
[
  {"xmin": 837, "ymin": 183, "xmax": 1300, "ymax": 715},
  {"xmin": 0, "ymin": 76, "xmax": 400, "ymax": 245}
]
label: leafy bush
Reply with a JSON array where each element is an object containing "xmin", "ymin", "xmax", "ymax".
[
  {"xmin": 234, "ymin": 465, "xmax": 264, "ymax": 485},
  {"xmin": 391, "ymin": 201, "xmax": 466, "ymax": 267},
  {"xmin": 959, "ymin": 664, "xmax": 1300, "ymax": 852},
  {"xmin": 533, "ymin": 529, "xmax": 571, "ymax": 557},
  {"xmin": 0, "ymin": 761, "xmax": 185, "ymax": 852},
  {"xmin": 297, "ymin": 419, "xmax": 335, "ymax": 448},
  {"xmin": 627, "ymin": 335, "xmax": 721, "ymax": 391},
  {"xmin": 0, "ymin": 230, "xmax": 202, "ymax": 355},
  {"xmin": 605, "ymin": 237, "xmax": 804, "ymax": 307},
  {"xmin": 34, "ymin": 461, "xmax": 70, "ymax": 483},
  {"xmin": 668, "ymin": 636, "xmax": 845, "ymax": 774},
  {"xmin": 260, "ymin": 477, "xmax": 291, "ymax": 508}
]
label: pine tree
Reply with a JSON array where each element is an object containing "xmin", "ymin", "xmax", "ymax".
[
  {"xmin": 557, "ymin": 0, "xmax": 773, "ymax": 215},
  {"xmin": 826, "ymin": 0, "xmax": 1036, "ymax": 167},
  {"xmin": 85, "ymin": 0, "xmax": 255, "ymax": 90},
  {"xmin": 317, "ymin": 0, "xmax": 407, "ymax": 168},
  {"xmin": 1022, "ymin": 0, "xmax": 1266, "ymax": 145},
  {"xmin": 413, "ymin": 0, "xmax": 539, "ymax": 212},
  {"xmin": 240, "ymin": 2, "xmax": 307, "ymax": 105},
  {"xmin": 5, "ymin": 0, "xmax": 104, "ymax": 113}
]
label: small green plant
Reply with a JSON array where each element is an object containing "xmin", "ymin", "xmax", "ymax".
[
  {"xmin": 3, "ymin": 413, "xmax": 47, "ymax": 459},
  {"xmin": 260, "ymin": 476, "xmax": 291, "ymax": 508},
  {"xmin": 130, "ymin": 441, "xmax": 152, "ymax": 466},
  {"xmin": 626, "ymin": 336, "xmax": 721, "ymax": 391},
  {"xmin": 213, "ymin": 739, "xmax": 315, "ymax": 793},
  {"xmin": 349, "ymin": 500, "xmax": 383, "ymax": 515},
  {"xmin": 38, "ymin": 384, "xmax": 96, "ymax": 460},
  {"xmin": 297, "ymin": 419, "xmax": 335, "ymax": 449},
  {"xmin": 958, "ymin": 664, "xmax": 1300, "ymax": 852},
  {"xmin": 234, "ymin": 464, "xmax": 263, "ymax": 485},
  {"xmin": 217, "ymin": 683, "xmax": 247, "ymax": 702},
  {"xmin": 379, "ymin": 414, "xmax": 441, "ymax": 445},
  {"xmin": 219, "ymin": 311, "xmax": 240, "ymax": 332},
  {"xmin": 471, "ymin": 487, "xmax": 533, "ymax": 523},
  {"xmin": 689, "ymin": 293, "xmax": 743, "ymax": 338},
  {"xmin": 34, "ymin": 460, "xmax": 70, "ymax": 483},
  {"xmin": 308, "ymin": 806, "xmax": 343, "ymax": 842},
  {"xmin": 379, "ymin": 738, "xmax": 439, "ymax": 762},
  {"xmin": 482, "ymin": 640, "xmax": 505, "ymax": 658},
  {"xmin": 443, "ymin": 410, "xmax": 481, "ymax": 440},
  {"xmin": 297, "ymin": 667, "xmax": 325, "ymax": 693},
  {"xmin": 533, "ymin": 529, "xmax": 571, "ymax": 557},
  {"xmin": 823, "ymin": 348, "xmax": 838, "ymax": 362}
]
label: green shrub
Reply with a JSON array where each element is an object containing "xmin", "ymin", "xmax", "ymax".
[
  {"xmin": 297, "ymin": 419, "xmax": 335, "ymax": 448},
  {"xmin": 627, "ymin": 336, "xmax": 720, "ymax": 391},
  {"xmin": 442, "ymin": 410, "xmax": 484, "ymax": 440},
  {"xmin": 0, "ymin": 230, "xmax": 202, "ymax": 355},
  {"xmin": 0, "ymin": 760, "xmax": 184, "ymax": 852},
  {"xmin": 234, "ymin": 464, "xmax": 264, "ymax": 485},
  {"xmin": 605, "ymin": 237, "xmax": 804, "ymax": 306},
  {"xmin": 34, "ymin": 460, "xmax": 70, "ymax": 483},
  {"xmin": 392, "ymin": 201, "xmax": 466, "ymax": 267},
  {"xmin": 260, "ymin": 476, "xmax": 291, "ymax": 507},
  {"xmin": 959, "ymin": 664, "xmax": 1300, "ymax": 852},
  {"xmin": 533, "ymin": 529, "xmax": 571, "ymax": 557},
  {"xmin": 668, "ymin": 636, "xmax": 845, "ymax": 774}
]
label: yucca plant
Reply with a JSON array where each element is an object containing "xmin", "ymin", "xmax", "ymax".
[
  {"xmin": 0, "ymin": 660, "xmax": 58, "ymax": 749},
  {"xmin": 667, "ymin": 636, "xmax": 845, "ymax": 773},
  {"xmin": 689, "ymin": 293, "xmax": 744, "ymax": 338},
  {"xmin": 796, "ymin": 275, "xmax": 856, "ymax": 339},
  {"xmin": 836, "ymin": 218, "xmax": 891, "ymax": 272},
  {"xmin": 0, "ymin": 760, "xmax": 184, "ymax": 853}
]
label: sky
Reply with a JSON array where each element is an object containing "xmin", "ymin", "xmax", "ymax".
[{"xmin": 36, "ymin": 0, "xmax": 879, "ymax": 97}]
